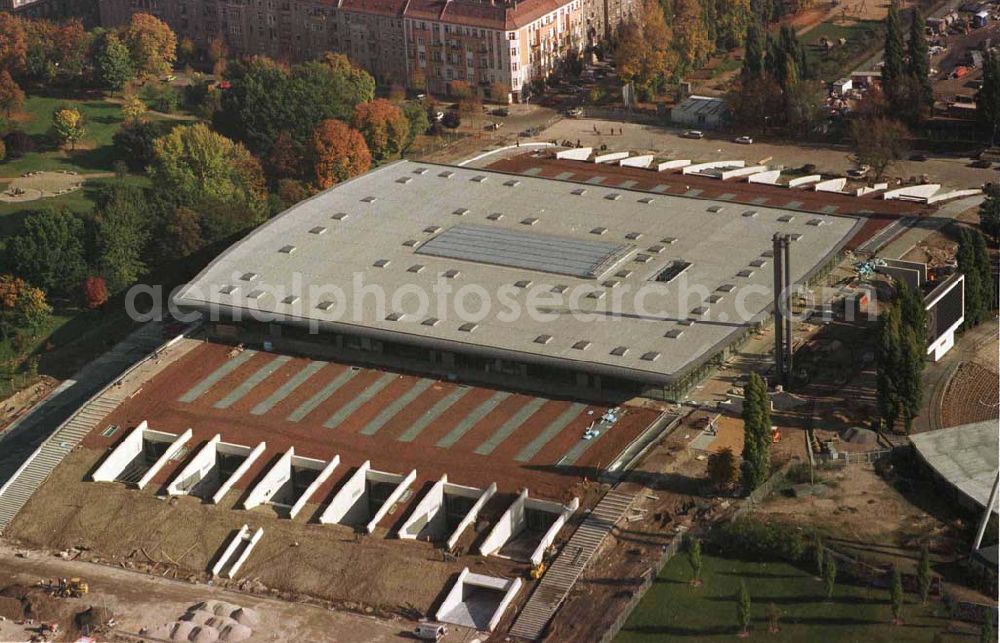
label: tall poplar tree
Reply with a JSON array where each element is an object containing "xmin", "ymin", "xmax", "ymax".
[
  {"xmin": 741, "ymin": 371, "xmax": 771, "ymax": 492},
  {"xmin": 883, "ymin": 1, "xmax": 905, "ymax": 109},
  {"xmin": 907, "ymin": 8, "xmax": 933, "ymax": 121}
]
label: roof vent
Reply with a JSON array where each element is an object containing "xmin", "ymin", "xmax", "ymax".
[
  {"xmin": 615, "ymin": 269, "xmax": 633, "ymax": 278},
  {"xmin": 514, "ymin": 279, "xmax": 533, "ymax": 288},
  {"xmin": 637, "ymin": 196, "xmax": 655, "ymax": 204},
  {"xmin": 385, "ymin": 312, "xmax": 404, "ymax": 321},
  {"xmin": 487, "ymin": 212, "xmax": 504, "ymax": 221},
  {"xmin": 458, "ymin": 322, "xmax": 478, "ymax": 332},
  {"xmin": 282, "ymin": 295, "xmax": 299, "ymax": 305},
  {"xmin": 737, "ymin": 269, "xmax": 755, "ymax": 278},
  {"xmin": 602, "ymin": 279, "xmax": 621, "ymax": 288},
  {"xmin": 610, "ymin": 346, "xmax": 629, "ymax": 357},
  {"xmin": 717, "ymin": 284, "xmax": 736, "ymax": 293},
  {"xmin": 586, "ymin": 290, "xmax": 606, "ymax": 300},
  {"xmin": 640, "ymin": 351, "xmax": 660, "ymax": 362},
  {"xmin": 403, "ymin": 239, "xmax": 420, "ymax": 247},
  {"xmin": 521, "ymin": 217, "xmax": 539, "ymax": 226},
  {"xmin": 422, "ymin": 316, "xmax": 440, "ymax": 326},
  {"xmin": 647, "ymin": 244, "xmax": 666, "ymax": 254},
  {"xmin": 471, "ymin": 175, "xmax": 487, "ymax": 183},
  {"xmin": 707, "ymin": 205, "xmax": 724, "ymax": 213},
  {"xmin": 534, "ymin": 334, "xmax": 552, "ymax": 345},
  {"xmin": 590, "ymin": 226, "xmax": 608, "ymax": 235},
  {"xmin": 317, "ymin": 301, "xmax": 337, "ymax": 311},
  {"xmin": 396, "ymin": 176, "xmax": 413, "ymax": 184},
  {"xmin": 789, "ymin": 233, "xmax": 803, "ymax": 241},
  {"xmin": 807, "ymin": 218, "xmax": 824, "ymax": 226},
  {"xmin": 309, "ymin": 226, "xmax": 328, "ymax": 235},
  {"xmin": 742, "ymin": 210, "xmax": 758, "ymax": 218},
  {"xmin": 331, "ymin": 212, "xmax": 349, "ymax": 221},
  {"xmin": 777, "ymin": 214, "xmax": 795, "ymax": 223},
  {"xmin": 424, "ymin": 225, "xmax": 442, "ymax": 234},
  {"xmin": 438, "ymin": 170, "xmax": 454, "ymax": 178},
  {"xmin": 278, "ymin": 245, "xmax": 296, "ymax": 254},
  {"xmin": 707, "ymin": 294, "xmax": 724, "ymax": 304},
  {"xmin": 660, "ymin": 237, "xmax": 678, "ymax": 245},
  {"xmin": 551, "ymin": 285, "xmax": 567, "ymax": 294},
  {"xmin": 408, "ymin": 264, "xmax": 426, "ymax": 273},
  {"xmin": 664, "ymin": 329, "xmax": 684, "ymax": 339},
  {"xmin": 604, "ymin": 192, "xmax": 622, "ymax": 201},
  {"xmin": 247, "ymin": 289, "xmax": 264, "ymax": 300},
  {"xmin": 240, "ymin": 272, "xmax": 259, "ymax": 282},
  {"xmin": 571, "ymin": 188, "xmax": 587, "ymax": 196},
  {"xmin": 750, "ymin": 258, "xmax": 768, "ymax": 268},
  {"xmin": 453, "ymin": 207, "xmax": 470, "ymax": 216},
  {"xmin": 373, "ymin": 259, "xmax": 391, "ymax": 268},
  {"xmin": 413, "ymin": 167, "xmax": 429, "ymax": 175},
  {"xmin": 504, "ymin": 179, "xmax": 521, "ymax": 187},
  {"xmin": 361, "ymin": 196, "xmax": 377, "ymax": 203},
  {"xmin": 572, "ymin": 340, "xmax": 591, "ymax": 350},
  {"xmin": 633, "ymin": 253, "xmax": 653, "ymax": 263},
  {"xmin": 625, "ymin": 231, "xmax": 642, "ymax": 240},
  {"xmin": 442, "ymin": 269, "xmax": 461, "ymax": 279}
]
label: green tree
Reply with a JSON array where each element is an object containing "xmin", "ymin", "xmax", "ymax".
[
  {"xmin": 352, "ymin": 99, "xmax": 409, "ymax": 161},
  {"xmin": 707, "ymin": 446, "xmax": 740, "ymax": 490},
  {"xmin": 883, "ymin": 1, "xmax": 905, "ymax": 111},
  {"xmin": 981, "ymin": 617, "xmax": 994, "ymax": 643},
  {"xmin": 124, "ymin": 12, "xmax": 177, "ymax": 79},
  {"xmin": 94, "ymin": 183, "xmax": 151, "ymax": 293},
  {"xmin": 876, "ymin": 304, "xmax": 902, "ymax": 431},
  {"xmin": 850, "ymin": 116, "xmax": 908, "ymax": 180},
  {"xmin": 401, "ymin": 101, "xmax": 430, "ymax": 151},
  {"xmin": 958, "ymin": 227, "xmax": 986, "ymax": 328},
  {"xmin": 687, "ymin": 538, "xmax": 703, "ymax": 585},
  {"xmin": 0, "ymin": 70, "xmax": 25, "ymax": 118},
  {"xmin": 822, "ymin": 553, "xmax": 837, "ymax": 599},
  {"xmin": 737, "ymin": 580, "xmax": 751, "ymax": 635},
  {"xmin": 917, "ymin": 545, "xmax": 931, "ymax": 605},
  {"xmin": 4, "ymin": 208, "xmax": 88, "ymax": 295},
  {"xmin": 972, "ymin": 228, "xmax": 996, "ymax": 314},
  {"xmin": 977, "ymin": 50, "xmax": 1000, "ymax": 144},
  {"xmin": 52, "ymin": 106, "xmax": 86, "ymax": 150},
  {"xmin": 890, "ymin": 567, "xmax": 904, "ymax": 625},
  {"xmin": 897, "ymin": 281, "xmax": 927, "ymax": 433},
  {"xmin": 813, "ymin": 533, "xmax": 824, "ymax": 576},
  {"xmin": 979, "ymin": 187, "xmax": 1000, "ymax": 241},
  {"xmin": 906, "ymin": 8, "xmax": 933, "ymax": 122},
  {"xmin": 94, "ymin": 32, "xmax": 134, "ymax": 91},
  {"xmin": 741, "ymin": 371, "xmax": 771, "ymax": 492},
  {"xmin": 741, "ymin": 16, "xmax": 766, "ymax": 82},
  {"xmin": 149, "ymin": 123, "xmax": 268, "ymax": 239}
]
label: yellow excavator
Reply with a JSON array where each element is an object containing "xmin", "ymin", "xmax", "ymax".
[
  {"xmin": 530, "ymin": 562, "xmax": 546, "ymax": 580},
  {"xmin": 53, "ymin": 577, "xmax": 88, "ymax": 598}
]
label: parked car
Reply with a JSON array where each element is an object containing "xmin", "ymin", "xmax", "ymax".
[
  {"xmin": 682, "ymin": 130, "xmax": 704, "ymax": 139},
  {"xmin": 565, "ymin": 107, "xmax": 584, "ymax": 117},
  {"xmin": 734, "ymin": 135, "xmax": 754, "ymax": 144}
]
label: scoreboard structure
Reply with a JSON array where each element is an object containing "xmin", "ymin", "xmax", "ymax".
[{"xmin": 924, "ymin": 273, "xmax": 965, "ymax": 362}]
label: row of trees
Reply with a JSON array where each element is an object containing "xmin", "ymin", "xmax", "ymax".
[
  {"xmin": 881, "ymin": 3, "xmax": 933, "ymax": 126},
  {"xmin": 956, "ymin": 226, "xmax": 996, "ymax": 329},
  {"xmin": 876, "ymin": 281, "xmax": 926, "ymax": 434}
]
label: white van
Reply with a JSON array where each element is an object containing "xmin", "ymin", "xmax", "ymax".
[{"xmin": 414, "ymin": 622, "xmax": 448, "ymax": 640}]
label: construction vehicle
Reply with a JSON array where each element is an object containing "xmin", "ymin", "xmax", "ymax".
[
  {"xmin": 53, "ymin": 578, "xmax": 88, "ymax": 598},
  {"xmin": 530, "ymin": 562, "xmax": 547, "ymax": 580}
]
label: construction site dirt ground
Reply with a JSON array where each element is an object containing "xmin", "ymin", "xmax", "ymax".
[{"xmin": 0, "ymin": 542, "xmax": 414, "ymax": 642}]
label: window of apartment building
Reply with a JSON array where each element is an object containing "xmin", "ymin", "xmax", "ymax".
[{"xmin": 508, "ymin": 31, "xmax": 516, "ymax": 40}]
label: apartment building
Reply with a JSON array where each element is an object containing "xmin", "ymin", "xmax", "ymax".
[{"xmin": 95, "ymin": 0, "xmax": 635, "ymax": 101}]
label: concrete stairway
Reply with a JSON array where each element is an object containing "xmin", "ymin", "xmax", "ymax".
[
  {"xmin": 0, "ymin": 323, "xmax": 170, "ymax": 533},
  {"xmin": 509, "ymin": 489, "xmax": 634, "ymax": 640}
]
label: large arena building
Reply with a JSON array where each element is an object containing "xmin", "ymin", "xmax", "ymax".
[{"xmin": 175, "ymin": 159, "xmax": 861, "ymax": 401}]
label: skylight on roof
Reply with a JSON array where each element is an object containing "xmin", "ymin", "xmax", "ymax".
[
  {"xmin": 278, "ymin": 245, "xmax": 296, "ymax": 254},
  {"xmin": 408, "ymin": 264, "xmax": 425, "ymax": 273},
  {"xmin": 396, "ymin": 176, "xmax": 412, "ymax": 184},
  {"xmin": 707, "ymin": 205, "xmax": 724, "ymax": 213},
  {"xmin": 453, "ymin": 208, "xmax": 470, "ymax": 216},
  {"xmin": 571, "ymin": 188, "xmax": 587, "ymax": 196},
  {"xmin": 310, "ymin": 226, "xmax": 328, "ymax": 235},
  {"xmin": 282, "ymin": 295, "xmax": 299, "ymax": 305},
  {"xmin": 373, "ymin": 259, "xmax": 391, "ymax": 268},
  {"xmin": 572, "ymin": 340, "xmax": 591, "ymax": 350},
  {"xmin": 640, "ymin": 351, "xmax": 660, "ymax": 362},
  {"xmin": 604, "ymin": 193, "xmax": 622, "ymax": 201},
  {"xmin": 442, "ymin": 269, "xmax": 461, "ymax": 279},
  {"xmin": 521, "ymin": 217, "xmax": 539, "ymax": 226},
  {"xmin": 361, "ymin": 196, "xmax": 377, "ymax": 203},
  {"xmin": 534, "ymin": 334, "xmax": 552, "ymax": 345},
  {"xmin": 610, "ymin": 346, "xmax": 629, "ymax": 356},
  {"xmin": 638, "ymin": 197, "xmax": 655, "ymax": 204},
  {"xmin": 625, "ymin": 231, "xmax": 643, "ymax": 240},
  {"xmin": 424, "ymin": 225, "xmax": 442, "ymax": 234},
  {"xmin": 422, "ymin": 317, "xmax": 440, "ymax": 326},
  {"xmin": 471, "ymin": 175, "xmax": 487, "ymax": 183},
  {"xmin": 331, "ymin": 212, "xmax": 348, "ymax": 220},
  {"xmin": 385, "ymin": 312, "xmax": 404, "ymax": 321},
  {"xmin": 590, "ymin": 227, "xmax": 608, "ymax": 235},
  {"xmin": 504, "ymin": 179, "xmax": 521, "ymax": 187},
  {"xmin": 458, "ymin": 322, "xmax": 478, "ymax": 332},
  {"xmin": 487, "ymin": 212, "xmax": 504, "ymax": 221},
  {"xmin": 240, "ymin": 272, "xmax": 259, "ymax": 282},
  {"xmin": 438, "ymin": 170, "xmax": 454, "ymax": 178}
]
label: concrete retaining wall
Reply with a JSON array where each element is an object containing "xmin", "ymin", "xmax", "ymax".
[
  {"xmin": 882, "ymin": 183, "xmax": 940, "ymax": 200},
  {"xmin": 479, "ymin": 489, "xmax": 528, "ymax": 558},
  {"xmin": 91, "ymin": 421, "xmax": 149, "ymax": 482},
  {"xmin": 136, "ymin": 429, "xmax": 192, "ymax": 490},
  {"xmin": 555, "ymin": 147, "xmax": 592, "ymax": 161},
  {"xmin": 720, "ymin": 165, "xmax": 769, "ymax": 180},
  {"xmin": 526, "ymin": 496, "xmax": 579, "ymax": 566},
  {"xmin": 289, "ymin": 455, "xmax": 340, "ymax": 519},
  {"xmin": 683, "ymin": 160, "xmax": 745, "ymax": 175},
  {"xmin": 788, "ymin": 174, "xmax": 821, "ymax": 188},
  {"xmin": 213, "ymin": 441, "xmax": 266, "ymax": 504},
  {"xmin": 366, "ymin": 469, "xmax": 416, "ymax": 533},
  {"xmin": 619, "ymin": 155, "xmax": 653, "ymax": 168},
  {"xmin": 748, "ymin": 169, "xmax": 782, "ymax": 184},
  {"xmin": 594, "ymin": 152, "xmax": 629, "ymax": 164},
  {"xmin": 166, "ymin": 434, "xmax": 222, "ymax": 495},
  {"xmin": 447, "ymin": 482, "xmax": 497, "ymax": 550},
  {"xmin": 814, "ymin": 177, "xmax": 847, "ymax": 193},
  {"xmin": 243, "ymin": 448, "xmax": 294, "ymax": 510},
  {"xmin": 925, "ymin": 188, "xmax": 981, "ymax": 204},
  {"xmin": 435, "ymin": 567, "xmax": 523, "ymax": 632},
  {"xmin": 319, "ymin": 460, "xmax": 370, "ymax": 525},
  {"xmin": 656, "ymin": 159, "xmax": 691, "ymax": 171}
]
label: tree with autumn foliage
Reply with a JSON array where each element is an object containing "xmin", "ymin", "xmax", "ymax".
[
  {"xmin": 124, "ymin": 13, "xmax": 177, "ymax": 79},
  {"xmin": 673, "ymin": 0, "xmax": 712, "ymax": 70},
  {"xmin": 352, "ymin": 99, "xmax": 409, "ymax": 162},
  {"xmin": 121, "ymin": 91, "xmax": 147, "ymax": 123},
  {"xmin": 0, "ymin": 71, "xmax": 25, "ymax": 118},
  {"xmin": 0, "ymin": 14, "xmax": 28, "ymax": 74},
  {"xmin": 52, "ymin": 106, "xmax": 86, "ymax": 150},
  {"xmin": 82, "ymin": 276, "xmax": 109, "ymax": 309},
  {"xmin": 616, "ymin": 0, "xmax": 675, "ymax": 91},
  {"xmin": 311, "ymin": 119, "xmax": 371, "ymax": 189},
  {"xmin": 0, "ymin": 274, "xmax": 51, "ymax": 340}
]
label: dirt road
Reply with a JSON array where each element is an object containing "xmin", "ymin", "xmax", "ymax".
[{"xmin": 0, "ymin": 543, "xmax": 413, "ymax": 642}]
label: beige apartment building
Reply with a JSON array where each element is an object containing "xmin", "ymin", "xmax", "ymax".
[{"xmin": 96, "ymin": 0, "xmax": 636, "ymax": 101}]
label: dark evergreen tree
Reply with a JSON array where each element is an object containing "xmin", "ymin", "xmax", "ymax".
[
  {"xmin": 977, "ymin": 50, "xmax": 1000, "ymax": 144},
  {"xmin": 876, "ymin": 304, "xmax": 902, "ymax": 431},
  {"xmin": 906, "ymin": 8, "xmax": 933, "ymax": 121},
  {"xmin": 742, "ymin": 17, "xmax": 767, "ymax": 82},
  {"xmin": 958, "ymin": 227, "xmax": 985, "ymax": 327},
  {"xmin": 980, "ymin": 186, "xmax": 1000, "ymax": 241},
  {"xmin": 4, "ymin": 207, "xmax": 88, "ymax": 295},
  {"xmin": 972, "ymin": 229, "xmax": 996, "ymax": 313},
  {"xmin": 917, "ymin": 545, "xmax": 931, "ymax": 605},
  {"xmin": 883, "ymin": 1, "xmax": 906, "ymax": 111},
  {"xmin": 741, "ymin": 371, "xmax": 771, "ymax": 492}
]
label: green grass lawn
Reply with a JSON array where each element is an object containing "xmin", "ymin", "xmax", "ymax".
[
  {"xmin": 617, "ymin": 553, "xmax": 970, "ymax": 642},
  {"xmin": 802, "ymin": 20, "xmax": 883, "ymax": 82}
]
